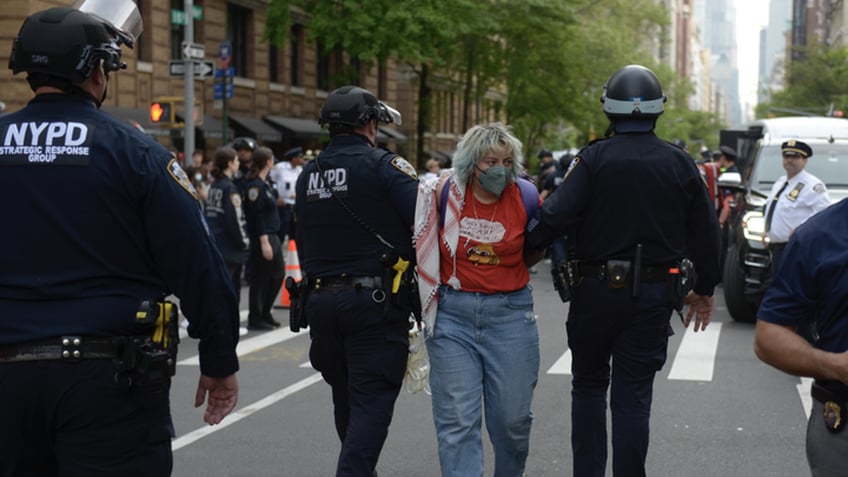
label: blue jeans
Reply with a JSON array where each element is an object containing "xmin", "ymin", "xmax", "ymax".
[
  {"xmin": 567, "ymin": 278, "xmax": 672, "ymax": 477},
  {"xmin": 427, "ymin": 285, "xmax": 540, "ymax": 477}
]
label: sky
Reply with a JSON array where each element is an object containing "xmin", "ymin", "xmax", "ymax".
[{"xmin": 734, "ymin": 0, "xmax": 770, "ymax": 118}]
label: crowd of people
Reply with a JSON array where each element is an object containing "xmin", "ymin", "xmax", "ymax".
[{"xmin": 2, "ymin": 3, "xmax": 845, "ymax": 475}]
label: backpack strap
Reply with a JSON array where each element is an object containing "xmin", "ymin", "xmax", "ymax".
[{"xmin": 439, "ymin": 176, "xmax": 539, "ymax": 232}]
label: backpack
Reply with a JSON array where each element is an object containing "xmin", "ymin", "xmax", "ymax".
[{"xmin": 439, "ymin": 176, "xmax": 539, "ymax": 232}]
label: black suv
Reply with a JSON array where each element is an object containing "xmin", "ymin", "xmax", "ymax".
[{"xmin": 718, "ymin": 117, "xmax": 848, "ymax": 322}]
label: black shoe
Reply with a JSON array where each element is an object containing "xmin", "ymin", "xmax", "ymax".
[
  {"xmin": 247, "ymin": 321, "xmax": 274, "ymax": 331},
  {"xmin": 264, "ymin": 316, "xmax": 281, "ymax": 328}
]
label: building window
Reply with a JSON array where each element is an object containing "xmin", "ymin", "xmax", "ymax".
[
  {"xmin": 227, "ymin": 3, "xmax": 251, "ymax": 77},
  {"xmin": 269, "ymin": 45, "xmax": 279, "ymax": 83},
  {"xmin": 377, "ymin": 59, "xmax": 387, "ymax": 99},
  {"xmin": 290, "ymin": 24, "xmax": 303, "ymax": 86},
  {"xmin": 317, "ymin": 41, "xmax": 330, "ymax": 91},
  {"xmin": 135, "ymin": 0, "xmax": 152, "ymax": 62},
  {"xmin": 169, "ymin": 0, "xmax": 185, "ymax": 61}
]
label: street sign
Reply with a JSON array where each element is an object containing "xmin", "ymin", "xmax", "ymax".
[
  {"xmin": 219, "ymin": 40, "xmax": 232, "ymax": 63},
  {"xmin": 214, "ymin": 67, "xmax": 235, "ymax": 78},
  {"xmin": 170, "ymin": 6, "xmax": 202, "ymax": 25},
  {"xmin": 182, "ymin": 42, "xmax": 205, "ymax": 60},
  {"xmin": 169, "ymin": 60, "xmax": 214, "ymax": 78},
  {"xmin": 213, "ymin": 82, "xmax": 235, "ymax": 100}
]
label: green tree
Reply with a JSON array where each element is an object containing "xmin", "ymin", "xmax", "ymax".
[
  {"xmin": 757, "ymin": 43, "xmax": 848, "ymax": 119},
  {"xmin": 264, "ymin": 0, "xmax": 721, "ymax": 169}
]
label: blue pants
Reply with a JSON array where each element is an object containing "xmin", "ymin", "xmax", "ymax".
[
  {"xmin": 0, "ymin": 360, "xmax": 173, "ymax": 476},
  {"xmin": 567, "ymin": 279, "xmax": 672, "ymax": 477},
  {"xmin": 807, "ymin": 400, "xmax": 848, "ymax": 476},
  {"xmin": 427, "ymin": 285, "xmax": 539, "ymax": 477},
  {"xmin": 306, "ymin": 286, "xmax": 409, "ymax": 477}
]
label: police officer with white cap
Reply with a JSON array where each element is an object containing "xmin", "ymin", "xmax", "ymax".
[{"xmin": 763, "ymin": 139, "xmax": 832, "ymax": 270}]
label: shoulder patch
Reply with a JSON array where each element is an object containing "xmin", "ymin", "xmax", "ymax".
[
  {"xmin": 562, "ymin": 156, "xmax": 582, "ymax": 183},
  {"xmin": 167, "ymin": 158, "xmax": 198, "ymax": 200},
  {"xmin": 230, "ymin": 192, "xmax": 242, "ymax": 208},
  {"xmin": 813, "ymin": 182, "xmax": 826, "ymax": 193},
  {"xmin": 247, "ymin": 186, "xmax": 260, "ymax": 202},
  {"xmin": 391, "ymin": 156, "xmax": 418, "ymax": 179}
]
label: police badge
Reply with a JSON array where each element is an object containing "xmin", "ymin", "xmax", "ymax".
[{"xmin": 823, "ymin": 401, "xmax": 844, "ymax": 433}]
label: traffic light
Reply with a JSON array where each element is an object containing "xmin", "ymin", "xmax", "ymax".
[{"xmin": 150, "ymin": 99, "xmax": 175, "ymax": 124}]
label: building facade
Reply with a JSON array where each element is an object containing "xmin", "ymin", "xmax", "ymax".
[{"xmin": 0, "ymin": 0, "xmax": 491, "ymax": 168}]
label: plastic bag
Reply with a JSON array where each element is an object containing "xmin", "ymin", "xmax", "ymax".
[{"xmin": 404, "ymin": 325, "xmax": 431, "ymax": 395}]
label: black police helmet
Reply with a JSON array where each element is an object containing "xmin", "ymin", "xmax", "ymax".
[
  {"xmin": 319, "ymin": 85, "xmax": 402, "ymax": 128},
  {"xmin": 600, "ymin": 65, "xmax": 666, "ymax": 118},
  {"xmin": 9, "ymin": 5, "xmax": 136, "ymax": 84},
  {"xmin": 231, "ymin": 137, "xmax": 257, "ymax": 152}
]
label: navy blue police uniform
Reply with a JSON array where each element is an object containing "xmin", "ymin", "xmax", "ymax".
[
  {"xmin": 0, "ymin": 94, "xmax": 240, "ymax": 475},
  {"xmin": 526, "ymin": 133, "xmax": 721, "ymax": 476},
  {"xmin": 205, "ymin": 174, "xmax": 250, "ymax": 294},
  {"xmin": 243, "ymin": 175, "xmax": 285, "ymax": 328},
  {"xmin": 758, "ymin": 199, "xmax": 848, "ymax": 463},
  {"xmin": 295, "ymin": 134, "xmax": 419, "ymax": 476}
]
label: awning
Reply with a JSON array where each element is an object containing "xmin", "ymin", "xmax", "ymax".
[
  {"xmin": 229, "ymin": 115, "xmax": 282, "ymax": 143},
  {"xmin": 101, "ymin": 105, "xmax": 171, "ymax": 137},
  {"xmin": 379, "ymin": 126, "xmax": 408, "ymax": 143},
  {"xmin": 264, "ymin": 115, "xmax": 326, "ymax": 139}
]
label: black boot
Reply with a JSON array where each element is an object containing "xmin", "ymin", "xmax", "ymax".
[
  {"xmin": 248, "ymin": 320, "xmax": 273, "ymax": 331},
  {"xmin": 264, "ymin": 315, "xmax": 281, "ymax": 328}
]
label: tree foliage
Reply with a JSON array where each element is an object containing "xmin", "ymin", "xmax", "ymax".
[
  {"xmin": 265, "ymin": 0, "xmax": 724, "ymax": 169},
  {"xmin": 756, "ymin": 43, "xmax": 848, "ymax": 119}
]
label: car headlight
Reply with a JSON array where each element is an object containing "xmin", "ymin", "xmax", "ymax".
[{"xmin": 742, "ymin": 210, "xmax": 766, "ymax": 242}]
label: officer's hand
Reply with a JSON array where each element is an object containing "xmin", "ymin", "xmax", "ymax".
[
  {"xmin": 683, "ymin": 292, "xmax": 713, "ymax": 332},
  {"xmin": 261, "ymin": 241, "xmax": 273, "ymax": 261},
  {"xmin": 195, "ymin": 373, "xmax": 239, "ymax": 425}
]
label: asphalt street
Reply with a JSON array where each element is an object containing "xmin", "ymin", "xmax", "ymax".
[{"xmin": 169, "ymin": 260, "xmax": 811, "ymax": 477}]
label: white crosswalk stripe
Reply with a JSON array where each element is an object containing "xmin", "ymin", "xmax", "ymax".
[
  {"xmin": 545, "ymin": 323, "xmax": 724, "ymax": 381},
  {"xmin": 667, "ymin": 323, "xmax": 722, "ymax": 381}
]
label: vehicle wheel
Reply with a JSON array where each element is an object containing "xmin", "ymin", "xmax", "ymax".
[{"xmin": 722, "ymin": 244, "xmax": 757, "ymax": 323}]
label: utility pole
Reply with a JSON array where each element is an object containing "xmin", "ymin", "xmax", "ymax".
[{"xmin": 183, "ymin": 0, "xmax": 195, "ymax": 166}]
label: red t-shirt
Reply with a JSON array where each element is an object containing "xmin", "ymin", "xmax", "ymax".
[{"xmin": 439, "ymin": 182, "xmax": 530, "ymax": 293}]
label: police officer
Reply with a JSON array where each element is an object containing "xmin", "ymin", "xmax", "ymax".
[
  {"xmin": 243, "ymin": 147, "xmax": 285, "ymax": 331},
  {"xmin": 762, "ymin": 139, "xmax": 831, "ymax": 270},
  {"xmin": 231, "ymin": 136, "xmax": 257, "ymax": 183},
  {"xmin": 205, "ymin": 146, "xmax": 250, "ymax": 302},
  {"xmin": 755, "ymin": 198, "xmax": 848, "ymax": 477},
  {"xmin": 295, "ymin": 85, "xmax": 419, "ymax": 476},
  {"xmin": 525, "ymin": 65, "xmax": 721, "ymax": 477},
  {"xmin": 0, "ymin": 2, "xmax": 240, "ymax": 475},
  {"xmin": 536, "ymin": 148, "xmax": 557, "ymax": 191},
  {"xmin": 717, "ymin": 145, "xmax": 738, "ymax": 173}
]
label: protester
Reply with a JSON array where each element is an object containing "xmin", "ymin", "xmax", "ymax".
[{"xmin": 415, "ymin": 122, "xmax": 541, "ymax": 477}]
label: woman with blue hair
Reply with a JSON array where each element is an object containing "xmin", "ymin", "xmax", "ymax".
[{"xmin": 414, "ymin": 122, "xmax": 542, "ymax": 476}]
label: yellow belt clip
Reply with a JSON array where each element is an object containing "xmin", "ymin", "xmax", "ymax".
[
  {"xmin": 391, "ymin": 257, "xmax": 409, "ymax": 294},
  {"xmin": 152, "ymin": 301, "xmax": 175, "ymax": 348}
]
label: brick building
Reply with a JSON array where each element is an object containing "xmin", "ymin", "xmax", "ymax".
[{"xmin": 0, "ymin": 0, "xmax": 500, "ymax": 168}]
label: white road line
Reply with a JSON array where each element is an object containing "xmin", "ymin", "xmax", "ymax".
[
  {"xmin": 547, "ymin": 348, "xmax": 572, "ymax": 375},
  {"xmin": 797, "ymin": 377, "xmax": 813, "ymax": 420},
  {"xmin": 171, "ymin": 373, "xmax": 323, "ymax": 451},
  {"xmin": 667, "ymin": 323, "xmax": 722, "ymax": 381},
  {"xmin": 177, "ymin": 318, "xmax": 304, "ymax": 366}
]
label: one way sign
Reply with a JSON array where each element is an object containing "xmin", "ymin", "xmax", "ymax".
[{"xmin": 169, "ymin": 60, "xmax": 214, "ymax": 78}]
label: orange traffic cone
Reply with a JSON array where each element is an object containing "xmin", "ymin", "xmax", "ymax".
[{"xmin": 278, "ymin": 239, "xmax": 302, "ymax": 308}]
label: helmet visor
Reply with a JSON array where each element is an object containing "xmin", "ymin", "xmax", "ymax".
[
  {"xmin": 73, "ymin": 0, "xmax": 143, "ymax": 48},
  {"xmin": 377, "ymin": 102, "xmax": 402, "ymax": 126}
]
